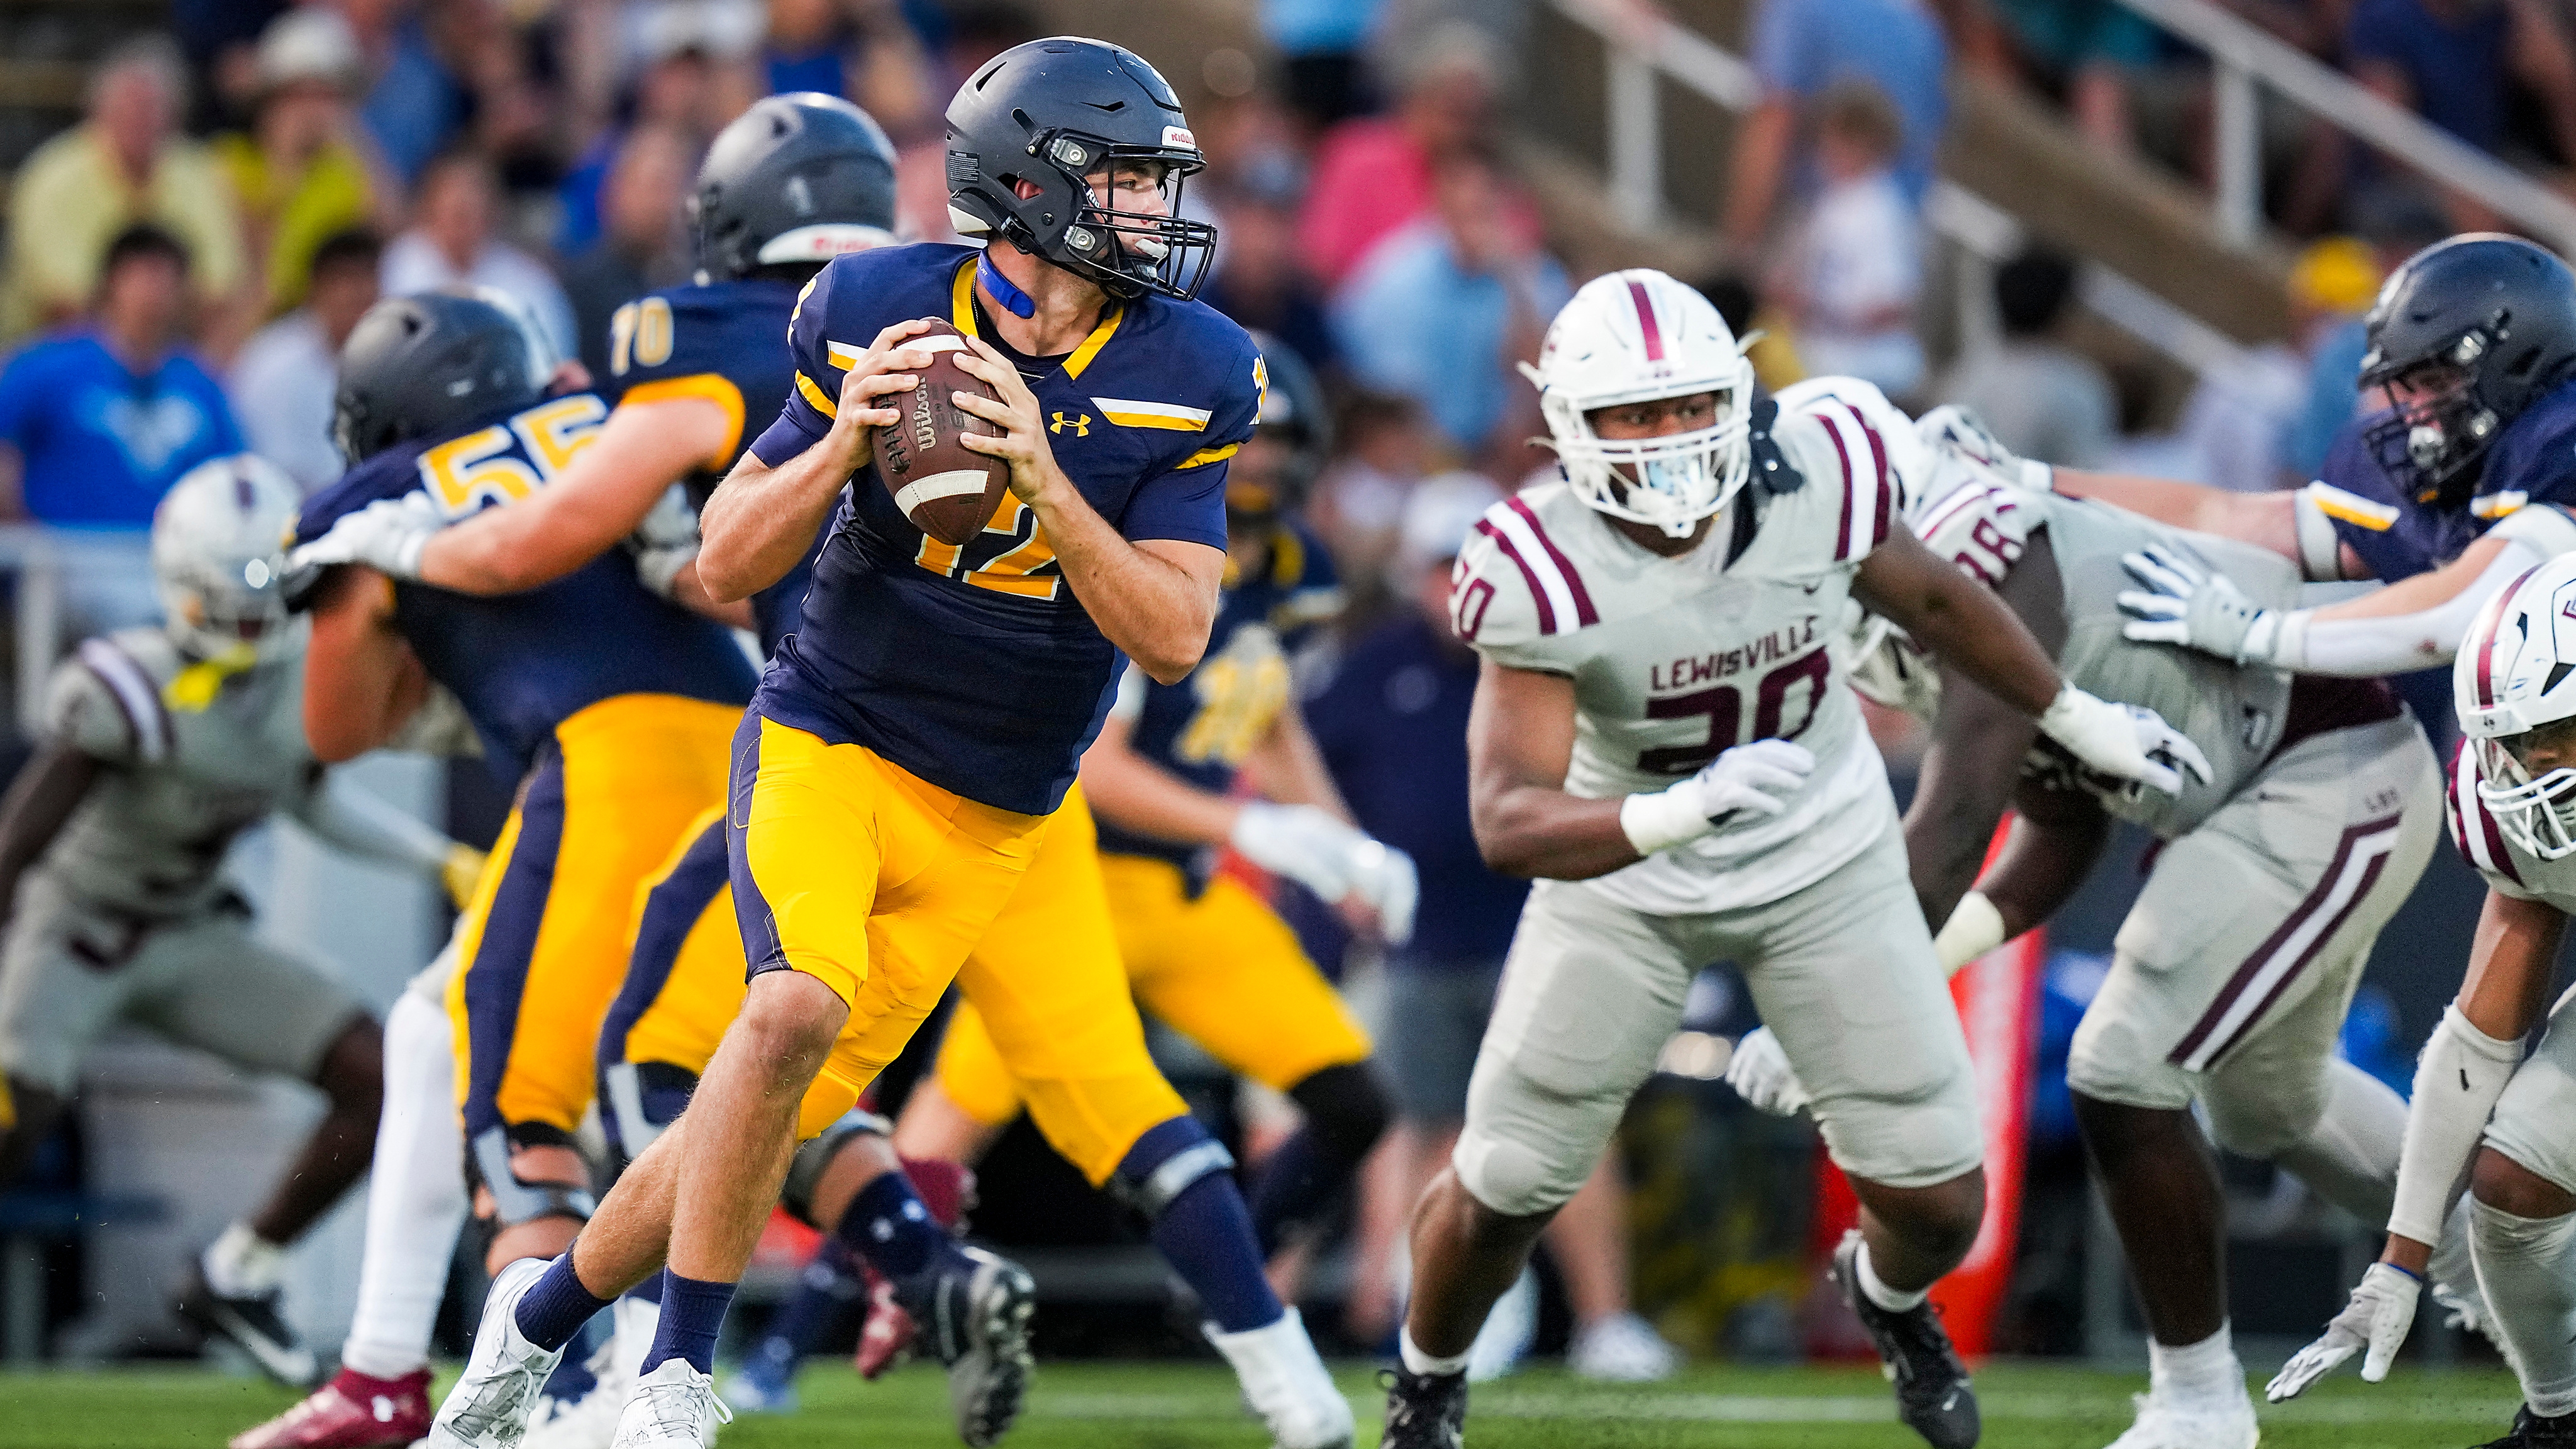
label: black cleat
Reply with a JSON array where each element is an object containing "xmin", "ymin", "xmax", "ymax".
[
  {"xmin": 897, "ymin": 1245, "xmax": 1036, "ymax": 1448},
  {"xmin": 2478, "ymin": 1406, "xmax": 2576, "ymax": 1447},
  {"xmin": 177, "ymin": 1263, "xmax": 321, "ymax": 1388},
  {"xmin": 1377, "ymin": 1367, "xmax": 1467, "ymax": 1449},
  {"xmin": 1831, "ymin": 1230, "xmax": 1980, "ymax": 1449}
]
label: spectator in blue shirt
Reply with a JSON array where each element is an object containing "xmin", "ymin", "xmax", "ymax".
[
  {"xmin": 1330, "ymin": 153, "xmax": 1568, "ymax": 470},
  {"xmin": 1309, "ymin": 472, "xmax": 1676, "ymax": 1379},
  {"xmin": 1723, "ymin": 0, "xmax": 1946, "ymax": 255},
  {"xmin": 2346, "ymin": 0, "xmax": 2576, "ymax": 165},
  {"xmin": 0, "ymin": 224, "xmax": 243, "ymax": 633}
]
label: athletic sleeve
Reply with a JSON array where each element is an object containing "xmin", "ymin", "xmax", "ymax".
[
  {"xmin": 43, "ymin": 642, "xmax": 164, "ymax": 764},
  {"xmin": 749, "ymin": 266, "xmax": 844, "ymax": 466}
]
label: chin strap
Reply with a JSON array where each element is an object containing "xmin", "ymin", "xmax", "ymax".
[{"xmin": 977, "ymin": 252, "xmax": 1037, "ymax": 319}]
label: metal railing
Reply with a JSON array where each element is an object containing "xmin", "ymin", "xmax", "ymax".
[
  {"xmin": 1551, "ymin": 0, "xmax": 2256, "ymax": 379},
  {"xmin": 2117, "ymin": 0, "xmax": 2576, "ymax": 255}
]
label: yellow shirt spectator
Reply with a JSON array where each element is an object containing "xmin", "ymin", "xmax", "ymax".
[
  {"xmin": 6, "ymin": 126, "xmax": 247, "ymax": 335},
  {"xmin": 214, "ymin": 134, "xmax": 374, "ymax": 313}
]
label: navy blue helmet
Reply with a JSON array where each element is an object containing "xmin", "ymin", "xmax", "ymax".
[
  {"xmin": 2360, "ymin": 234, "xmax": 2576, "ymax": 501},
  {"xmin": 692, "ymin": 92, "xmax": 899, "ymax": 282},
  {"xmin": 945, "ymin": 37, "xmax": 1217, "ymax": 301},
  {"xmin": 333, "ymin": 291, "xmax": 547, "ymax": 464}
]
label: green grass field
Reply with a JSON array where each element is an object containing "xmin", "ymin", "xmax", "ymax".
[{"xmin": 0, "ymin": 1360, "xmax": 2532, "ymax": 1449}]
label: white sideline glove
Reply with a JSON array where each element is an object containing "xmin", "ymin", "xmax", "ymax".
[
  {"xmin": 287, "ymin": 491, "xmax": 445, "ymax": 580},
  {"xmin": 628, "ymin": 484, "xmax": 703, "ymax": 601},
  {"xmin": 2117, "ymin": 544, "xmax": 2284, "ymax": 665},
  {"xmin": 2035, "ymin": 686, "xmax": 2212, "ymax": 799},
  {"xmin": 1723, "ymin": 1026, "xmax": 1808, "ymax": 1116},
  {"xmin": 1230, "ymin": 802, "xmax": 1418, "ymax": 943},
  {"xmin": 1917, "ymin": 404, "xmax": 2053, "ymax": 493},
  {"xmin": 2266, "ymin": 1262, "xmax": 2421, "ymax": 1401},
  {"xmin": 1618, "ymin": 739, "xmax": 1816, "ymax": 855}
]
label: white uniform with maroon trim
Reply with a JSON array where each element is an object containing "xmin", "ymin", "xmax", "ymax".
[
  {"xmin": 0, "ymin": 626, "xmax": 363, "ymax": 1094},
  {"xmin": 2448, "ymin": 753, "xmax": 2576, "ymax": 1194},
  {"xmin": 1448, "ymin": 378, "xmax": 1984, "ymax": 1213},
  {"xmin": 1908, "ymin": 477, "xmax": 2443, "ymax": 1140}
]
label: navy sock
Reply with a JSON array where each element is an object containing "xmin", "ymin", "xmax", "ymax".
[
  {"xmin": 757, "ymin": 1238, "xmax": 867, "ymax": 1365},
  {"xmin": 623, "ymin": 1270, "xmax": 663, "ymax": 1306},
  {"xmin": 639, "ymin": 1271, "xmax": 736, "ymax": 1377},
  {"xmin": 834, "ymin": 1171, "xmax": 959, "ymax": 1284},
  {"xmin": 1121, "ymin": 1118, "xmax": 1283, "ymax": 1335},
  {"xmin": 512, "ymin": 1255, "xmax": 614, "ymax": 1352},
  {"xmin": 1246, "ymin": 1123, "xmax": 1343, "ymax": 1258}
]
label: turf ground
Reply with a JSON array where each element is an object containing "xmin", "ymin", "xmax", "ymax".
[{"xmin": 0, "ymin": 1360, "xmax": 2531, "ymax": 1449}]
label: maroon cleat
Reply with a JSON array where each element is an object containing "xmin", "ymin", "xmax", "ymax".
[
  {"xmin": 853, "ymin": 1272, "xmax": 919, "ymax": 1380},
  {"xmin": 230, "ymin": 1367, "xmax": 431, "ymax": 1449}
]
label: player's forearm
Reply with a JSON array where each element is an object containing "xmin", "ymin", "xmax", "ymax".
[
  {"xmin": 1858, "ymin": 536, "xmax": 2062, "ymax": 717},
  {"xmin": 2260, "ymin": 534, "xmax": 2523, "ymax": 675},
  {"xmin": 1902, "ymin": 694, "xmax": 2035, "ymax": 926},
  {"xmin": 304, "ymin": 567, "xmax": 430, "ymax": 762},
  {"xmin": 664, "ymin": 558, "xmax": 755, "ymax": 631},
  {"xmin": 1241, "ymin": 709, "xmax": 1357, "ymax": 824},
  {"xmin": 1079, "ymin": 738, "xmax": 1239, "ymax": 847},
  {"xmin": 700, "ymin": 439, "xmax": 857, "ymax": 604},
  {"xmin": 1974, "ymin": 796, "xmax": 2109, "ymax": 939},
  {"xmin": 2054, "ymin": 469, "xmax": 2301, "ymax": 557},
  {"xmin": 1036, "ymin": 486, "xmax": 1216, "ymax": 684},
  {"xmin": 297, "ymin": 774, "xmax": 457, "ymax": 877},
  {"xmin": 1468, "ymin": 780, "xmax": 1640, "ymax": 880},
  {"xmin": 0, "ymin": 743, "xmax": 96, "ymax": 913},
  {"xmin": 2460, "ymin": 887, "xmax": 2566, "ymax": 1042}
]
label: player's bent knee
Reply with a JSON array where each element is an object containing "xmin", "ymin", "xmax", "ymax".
[
  {"xmin": 1288, "ymin": 1061, "xmax": 1392, "ymax": 1160},
  {"xmin": 780, "ymin": 1108, "xmax": 895, "ymax": 1228},
  {"xmin": 727, "ymin": 979, "xmax": 843, "ymax": 1077},
  {"xmin": 2202, "ymin": 1083, "xmax": 2321, "ymax": 1162},
  {"xmin": 2473, "ymin": 1145, "xmax": 2576, "ymax": 1221},
  {"xmin": 1450, "ymin": 1123, "xmax": 1588, "ymax": 1220},
  {"xmin": 1857, "ymin": 1166, "xmax": 1985, "ymax": 1266}
]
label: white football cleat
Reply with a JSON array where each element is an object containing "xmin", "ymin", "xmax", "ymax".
[
  {"xmin": 608, "ymin": 1359, "xmax": 732, "ymax": 1448},
  {"xmin": 1568, "ymin": 1312, "xmax": 1678, "ymax": 1382},
  {"xmin": 426, "ymin": 1258, "xmax": 568, "ymax": 1449},
  {"xmin": 1205, "ymin": 1307, "xmax": 1353, "ymax": 1449},
  {"xmin": 2102, "ymin": 1391, "xmax": 2258, "ymax": 1449}
]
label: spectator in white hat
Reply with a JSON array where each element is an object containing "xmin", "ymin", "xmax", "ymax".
[{"xmin": 213, "ymin": 8, "xmax": 400, "ymax": 318}]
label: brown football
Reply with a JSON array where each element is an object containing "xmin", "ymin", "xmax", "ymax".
[{"xmin": 870, "ymin": 318, "xmax": 1009, "ymax": 547}]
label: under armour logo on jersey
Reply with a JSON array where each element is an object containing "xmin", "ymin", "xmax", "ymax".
[{"xmin": 1050, "ymin": 411, "xmax": 1091, "ymax": 436}]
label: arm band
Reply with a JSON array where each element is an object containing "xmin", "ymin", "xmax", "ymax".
[
  {"xmin": 1619, "ymin": 787, "xmax": 1713, "ymax": 857},
  {"xmin": 1935, "ymin": 891, "xmax": 2007, "ymax": 977},
  {"xmin": 2389, "ymin": 1004, "xmax": 2524, "ymax": 1245}
]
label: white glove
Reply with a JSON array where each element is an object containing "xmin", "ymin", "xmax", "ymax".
[
  {"xmin": 1231, "ymin": 803, "xmax": 1415, "ymax": 943},
  {"xmin": 627, "ymin": 484, "xmax": 702, "ymax": 601},
  {"xmin": 1342, "ymin": 837, "xmax": 1419, "ymax": 947},
  {"xmin": 2266, "ymin": 1262, "xmax": 2421, "ymax": 1401},
  {"xmin": 2117, "ymin": 544, "xmax": 2287, "ymax": 665},
  {"xmin": 2035, "ymin": 686, "xmax": 2213, "ymax": 799},
  {"xmin": 1916, "ymin": 404, "xmax": 2053, "ymax": 493},
  {"xmin": 1618, "ymin": 739, "xmax": 1816, "ymax": 855},
  {"xmin": 287, "ymin": 491, "xmax": 445, "ymax": 580},
  {"xmin": 1723, "ymin": 1026, "xmax": 1809, "ymax": 1116}
]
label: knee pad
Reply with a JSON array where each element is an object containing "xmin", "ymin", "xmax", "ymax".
[
  {"xmin": 468, "ymin": 1126, "xmax": 597, "ymax": 1229},
  {"xmin": 1450, "ymin": 1123, "xmax": 1582, "ymax": 1220},
  {"xmin": 780, "ymin": 1108, "xmax": 894, "ymax": 1228},
  {"xmin": 1287, "ymin": 1062, "xmax": 1392, "ymax": 1161},
  {"xmin": 2065, "ymin": 1015, "xmax": 2196, "ymax": 1117},
  {"xmin": 1112, "ymin": 1116, "xmax": 1238, "ymax": 1218},
  {"xmin": 599, "ymin": 1061, "xmax": 699, "ymax": 1173}
]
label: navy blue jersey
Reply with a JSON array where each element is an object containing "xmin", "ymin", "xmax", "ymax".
[
  {"xmin": 745, "ymin": 242, "xmax": 1260, "ymax": 815},
  {"xmin": 597, "ymin": 277, "xmax": 820, "ymax": 656},
  {"xmin": 296, "ymin": 393, "xmax": 758, "ymax": 781},
  {"xmin": 1095, "ymin": 521, "xmax": 1342, "ymax": 869},
  {"xmin": 2315, "ymin": 376, "xmax": 2576, "ymax": 580}
]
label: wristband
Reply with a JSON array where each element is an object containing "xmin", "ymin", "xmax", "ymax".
[
  {"xmin": 1935, "ymin": 891, "xmax": 2007, "ymax": 976},
  {"xmin": 1619, "ymin": 787, "xmax": 1714, "ymax": 856}
]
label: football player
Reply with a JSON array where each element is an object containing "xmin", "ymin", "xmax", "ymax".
[
  {"xmin": 426, "ymin": 39, "xmax": 1348, "ymax": 1449},
  {"xmin": 287, "ymin": 291, "xmax": 758, "ymax": 1428},
  {"xmin": 2261, "ymin": 556, "xmax": 2576, "ymax": 1449},
  {"xmin": 1730, "ymin": 402, "xmax": 2460, "ymax": 1449},
  {"xmin": 0, "ymin": 456, "xmax": 478, "ymax": 1391},
  {"xmin": 893, "ymin": 339, "xmax": 1404, "ymax": 1262},
  {"xmin": 1384, "ymin": 270, "xmax": 2206, "ymax": 1449},
  {"xmin": 1951, "ymin": 235, "xmax": 2576, "ymax": 686},
  {"xmin": 285, "ymin": 94, "xmax": 953, "ymax": 1449}
]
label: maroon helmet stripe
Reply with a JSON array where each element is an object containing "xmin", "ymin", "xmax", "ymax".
[
  {"xmin": 2475, "ymin": 563, "xmax": 2545, "ymax": 708},
  {"xmin": 1626, "ymin": 279, "xmax": 1665, "ymax": 362},
  {"xmin": 1474, "ymin": 518, "xmax": 1557, "ymax": 634}
]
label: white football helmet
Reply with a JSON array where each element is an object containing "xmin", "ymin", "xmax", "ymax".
[
  {"xmin": 2458, "ymin": 553, "xmax": 2576, "ymax": 858},
  {"xmin": 1522, "ymin": 269, "xmax": 1755, "ymax": 538},
  {"xmin": 152, "ymin": 453, "xmax": 302, "ymax": 662}
]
